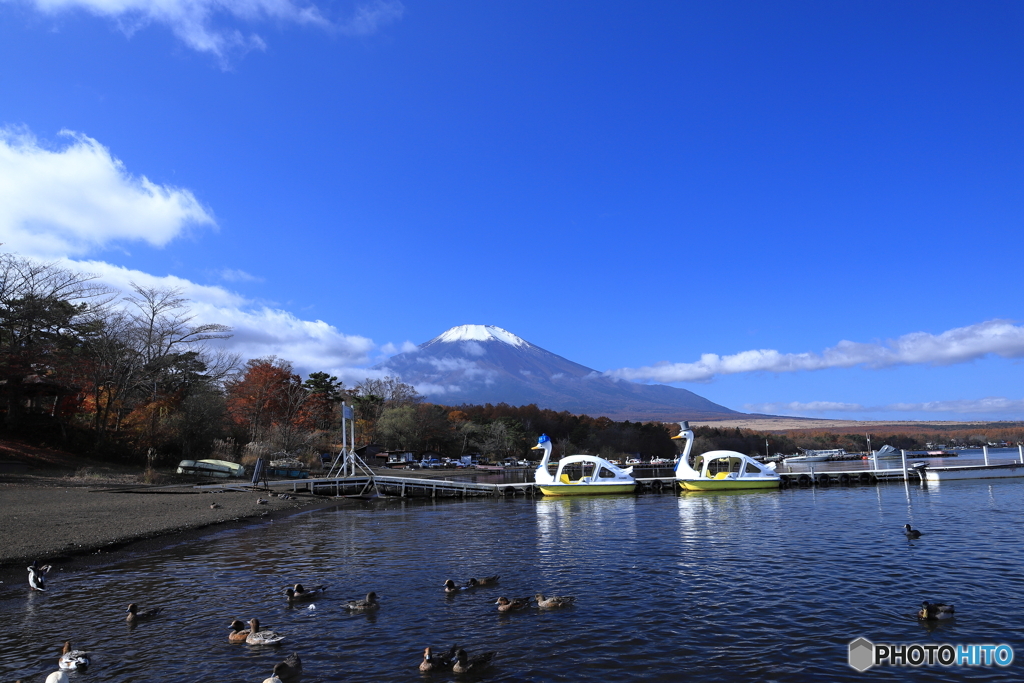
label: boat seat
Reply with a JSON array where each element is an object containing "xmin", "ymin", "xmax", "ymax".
[
  {"xmin": 560, "ymin": 474, "xmax": 571, "ymax": 484},
  {"xmin": 714, "ymin": 472, "xmax": 733, "ymax": 479}
]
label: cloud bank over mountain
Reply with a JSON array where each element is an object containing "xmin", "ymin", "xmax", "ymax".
[{"xmin": 608, "ymin": 320, "xmax": 1024, "ymax": 383}]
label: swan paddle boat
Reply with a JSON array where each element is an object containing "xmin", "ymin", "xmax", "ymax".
[
  {"xmin": 531, "ymin": 434, "xmax": 636, "ymax": 496},
  {"xmin": 672, "ymin": 422, "xmax": 780, "ymax": 491}
]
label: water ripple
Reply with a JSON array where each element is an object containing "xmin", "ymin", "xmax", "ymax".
[{"xmin": 2, "ymin": 481, "xmax": 1023, "ymax": 681}]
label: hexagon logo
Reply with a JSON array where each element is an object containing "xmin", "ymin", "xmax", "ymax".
[{"xmin": 848, "ymin": 637, "xmax": 875, "ymax": 672}]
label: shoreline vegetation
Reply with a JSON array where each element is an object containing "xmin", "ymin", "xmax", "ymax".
[{"xmin": 4, "ymin": 253, "xmax": 1023, "ymax": 482}]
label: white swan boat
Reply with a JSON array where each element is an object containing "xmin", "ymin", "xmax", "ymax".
[
  {"xmin": 672, "ymin": 422, "xmax": 780, "ymax": 491},
  {"xmin": 531, "ymin": 434, "xmax": 636, "ymax": 496}
]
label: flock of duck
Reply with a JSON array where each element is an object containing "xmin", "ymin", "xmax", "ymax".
[
  {"xmin": 16, "ymin": 521, "xmax": 950, "ymax": 680},
  {"xmin": 19, "ymin": 563, "xmax": 577, "ymax": 681}
]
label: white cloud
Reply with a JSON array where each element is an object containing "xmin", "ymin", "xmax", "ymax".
[
  {"xmin": 69, "ymin": 259, "xmax": 376, "ymax": 380},
  {"xmin": 219, "ymin": 268, "xmax": 262, "ymax": 283},
  {"xmin": 0, "ymin": 128, "xmax": 214, "ymax": 258},
  {"xmin": 608, "ymin": 320, "xmax": 1024, "ymax": 383},
  {"xmin": 379, "ymin": 340, "xmax": 417, "ymax": 356},
  {"xmin": 746, "ymin": 398, "xmax": 1024, "ymax": 416},
  {"xmin": 418, "ymin": 356, "xmax": 496, "ymax": 381},
  {"xmin": 412, "ymin": 382, "xmax": 462, "ymax": 396},
  {"xmin": 463, "ymin": 341, "xmax": 486, "ymax": 357},
  {"xmin": 340, "ymin": 0, "xmax": 404, "ymax": 35},
  {"xmin": 15, "ymin": 0, "xmax": 403, "ymax": 61}
]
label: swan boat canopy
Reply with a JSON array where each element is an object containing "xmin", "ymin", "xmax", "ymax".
[
  {"xmin": 531, "ymin": 434, "xmax": 636, "ymax": 496},
  {"xmin": 672, "ymin": 422, "xmax": 780, "ymax": 491}
]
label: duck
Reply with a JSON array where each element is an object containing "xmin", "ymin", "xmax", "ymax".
[
  {"xmin": 918, "ymin": 601, "xmax": 955, "ymax": 620},
  {"xmin": 535, "ymin": 593, "xmax": 576, "ymax": 608},
  {"xmin": 904, "ymin": 524, "xmax": 923, "ymax": 539},
  {"xmin": 265, "ymin": 652, "xmax": 301, "ymax": 683},
  {"xmin": 228, "ymin": 619, "xmax": 250, "ymax": 643},
  {"xmin": 45, "ymin": 673, "xmax": 69, "ymax": 683},
  {"xmin": 452, "ymin": 648, "xmax": 496, "ymax": 674},
  {"xmin": 285, "ymin": 583, "xmax": 326, "ymax": 602},
  {"xmin": 125, "ymin": 603, "xmax": 163, "ymax": 623},
  {"xmin": 210, "ymin": 503, "xmax": 221, "ymax": 509},
  {"xmin": 57, "ymin": 642, "xmax": 89, "ymax": 671},
  {"xmin": 246, "ymin": 618, "xmax": 286, "ymax": 645},
  {"xmin": 494, "ymin": 596, "xmax": 532, "ymax": 612},
  {"xmin": 465, "ymin": 575, "xmax": 500, "ymax": 588},
  {"xmin": 256, "ymin": 498, "xmax": 269, "ymax": 505},
  {"xmin": 344, "ymin": 591, "xmax": 380, "ymax": 610},
  {"xmin": 28, "ymin": 560, "xmax": 52, "ymax": 591},
  {"xmin": 419, "ymin": 645, "xmax": 459, "ymax": 672},
  {"xmin": 443, "ymin": 579, "xmax": 464, "ymax": 593}
]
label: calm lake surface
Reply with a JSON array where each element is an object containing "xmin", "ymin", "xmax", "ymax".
[{"xmin": 3, "ymin": 477, "xmax": 1023, "ymax": 682}]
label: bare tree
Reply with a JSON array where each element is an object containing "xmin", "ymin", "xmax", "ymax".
[{"xmin": 0, "ymin": 253, "xmax": 114, "ymax": 429}]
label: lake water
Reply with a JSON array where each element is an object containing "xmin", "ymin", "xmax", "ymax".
[{"xmin": 3, "ymin": 477, "xmax": 1023, "ymax": 682}]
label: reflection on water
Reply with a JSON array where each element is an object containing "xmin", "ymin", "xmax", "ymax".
[{"xmin": 3, "ymin": 482, "xmax": 1024, "ymax": 681}]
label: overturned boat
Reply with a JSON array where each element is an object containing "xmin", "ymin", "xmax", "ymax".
[
  {"xmin": 531, "ymin": 434, "xmax": 636, "ymax": 496},
  {"xmin": 672, "ymin": 422, "xmax": 780, "ymax": 491},
  {"xmin": 176, "ymin": 459, "xmax": 246, "ymax": 478}
]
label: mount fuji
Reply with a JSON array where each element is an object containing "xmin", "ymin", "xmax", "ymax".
[{"xmin": 373, "ymin": 325, "xmax": 740, "ymax": 421}]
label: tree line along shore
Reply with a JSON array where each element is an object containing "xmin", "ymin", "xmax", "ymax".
[{"xmin": 4, "ymin": 252, "xmax": 1024, "ymax": 476}]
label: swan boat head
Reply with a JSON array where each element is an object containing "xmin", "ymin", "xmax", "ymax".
[
  {"xmin": 671, "ymin": 421, "xmax": 695, "ymax": 475},
  {"xmin": 532, "ymin": 434, "xmax": 555, "ymax": 485}
]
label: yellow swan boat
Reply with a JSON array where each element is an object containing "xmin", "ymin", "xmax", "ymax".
[
  {"xmin": 672, "ymin": 422, "xmax": 780, "ymax": 491},
  {"xmin": 531, "ymin": 434, "xmax": 636, "ymax": 496}
]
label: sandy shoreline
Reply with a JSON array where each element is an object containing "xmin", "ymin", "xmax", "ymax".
[{"xmin": 0, "ymin": 478, "xmax": 342, "ymax": 579}]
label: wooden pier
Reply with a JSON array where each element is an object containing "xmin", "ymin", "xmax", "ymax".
[{"xmin": 194, "ymin": 458, "xmax": 1024, "ymax": 498}]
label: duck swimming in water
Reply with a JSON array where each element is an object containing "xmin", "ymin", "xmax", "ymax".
[
  {"xmin": 44, "ymin": 672, "xmax": 69, "ymax": 683},
  {"xmin": 918, "ymin": 601, "xmax": 955, "ymax": 620},
  {"xmin": 443, "ymin": 579, "xmax": 464, "ymax": 593},
  {"xmin": 57, "ymin": 642, "xmax": 89, "ymax": 671},
  {"xmin": 452, "ymin": 648, "xmax": 495, "ymax": 674},
  {"xmin": 246, "ymin": 618, "xmax": 286, "ymax": 645},
  {"xmin": 535, "ymin": 593, "xmax": 576, "ymax": 608},
  {"xmin": 125, "ymin": 603, "xmax": 163, "ymax": 623},
  {"xmin": 228, "ymin": 620, "xmax": 250, "ymax": 642},
  {"xmin": 464, "ymin": 575, "xmax": 500, "ymax": 588},
  {"xmin": 265, "ymin": 652, "xmax": 301, "ymax": 683},
  {"xmin": 904, "ymin": 524, "xmax": 923, "ymax": 539},
  {"xmin": 344, "ymin": 592, "xmax": 380, "ymax": 610},
  {"xmin": 419, "ymin": 645, "xmax": 459, "ymax": 672},
  {"xmin": 495, "ymin": 596, "xmax": 531, "ymax": 612},
  {"xmin": 28, "ymin": 561, "xmax": 52, "ymax": 591},
  {"xmin": 285, "ymin": 584, "xmax": 326, "ymax": 602}
]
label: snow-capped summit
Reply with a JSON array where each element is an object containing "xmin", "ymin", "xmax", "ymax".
[
  {"xmin": 424, "ymin": 325, "xmax": 531, "ymax": 349},
  {"xmin": 374, "ymin": 325, "xmax": 739, "ymax": 421}
]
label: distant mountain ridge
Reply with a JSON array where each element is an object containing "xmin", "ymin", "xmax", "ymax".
[{"xmin": 373, "ymin": 324, "xmax": 740, "ymax": 421}]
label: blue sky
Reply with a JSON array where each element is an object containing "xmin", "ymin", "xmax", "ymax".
[{"xmin": 2, "ymin": 1, "xmax": 1024, "ymax": 420}]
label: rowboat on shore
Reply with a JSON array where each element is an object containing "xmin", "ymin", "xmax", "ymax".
[
  {"xmin": 531, "ymin": 434, "xmax": 636, "ymax": 496},
  {"xmin": 672, "ymin": 422, "xmax": 780, "ymax": 491},
  {"xmin": 176, "ymin": 459, "xmax": 246, "ymax": 478}
]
